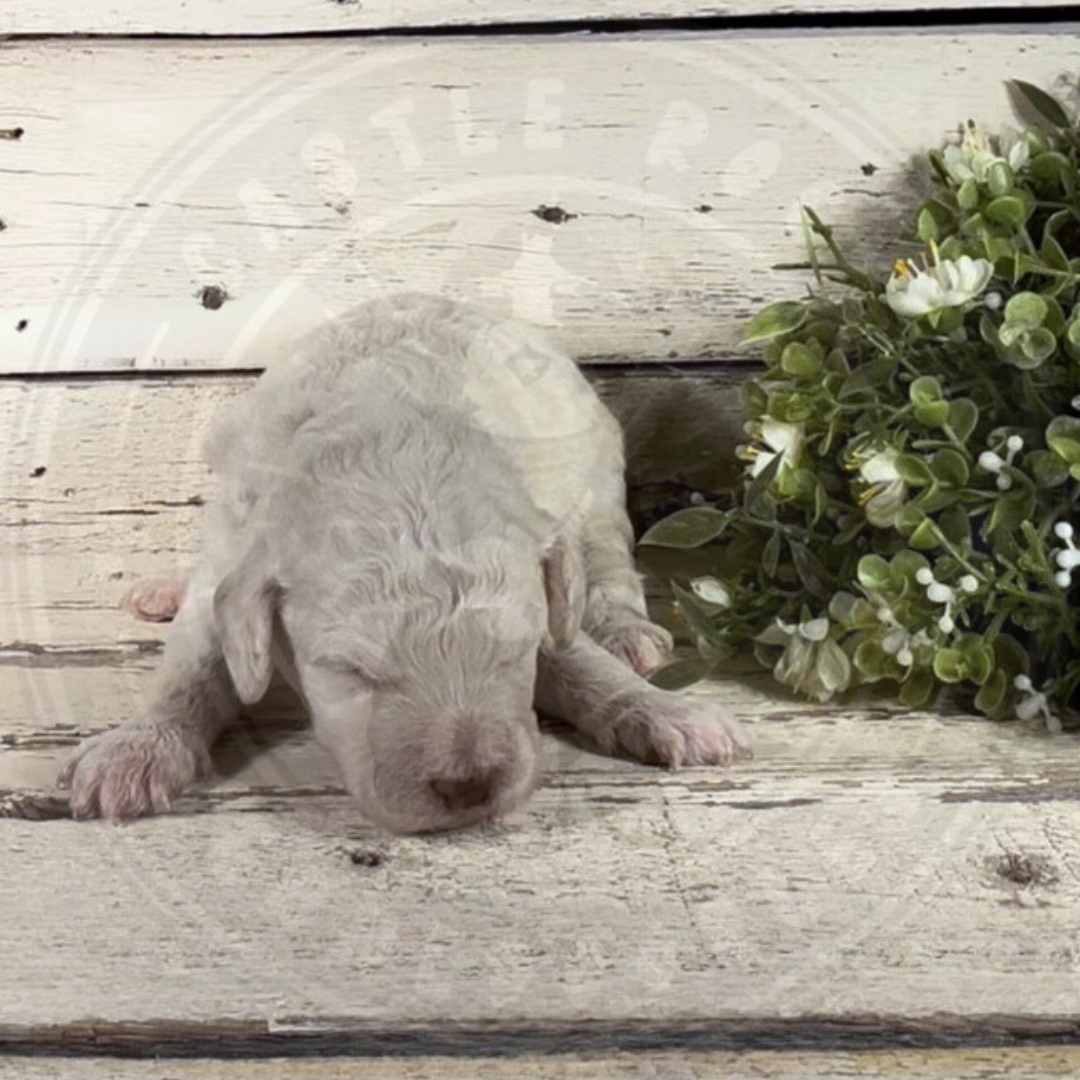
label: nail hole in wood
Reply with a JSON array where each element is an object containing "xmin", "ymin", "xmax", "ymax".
[
  {"xmin": 199, "ymin": 284, "xmax": 229, "ymax": 310},
  {"xmin": 532, "ymin": 205, "xmax": 577, "ymax": 225},
  {"xmin": 16, "ymin": 319, "xmax": 27, "ymax": 332}
]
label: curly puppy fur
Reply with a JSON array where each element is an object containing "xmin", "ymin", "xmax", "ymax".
[{"xmin": 62, "ymin": 295, "xmax": 748, "ymax": 833}]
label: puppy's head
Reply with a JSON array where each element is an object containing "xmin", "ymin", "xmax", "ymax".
[{"xmin": 213, "ymin": 536, "xmax": 583, "ymax": 833}]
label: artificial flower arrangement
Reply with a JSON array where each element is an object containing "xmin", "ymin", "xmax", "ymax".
[{"xmin": 642, "ymin": 81, "xmax": 1079, "ymax": 730}]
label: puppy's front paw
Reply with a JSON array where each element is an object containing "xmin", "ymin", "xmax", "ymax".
[
  {"xmin": 599, "ymin": 693, "xmax": 751, "ymax": 769},
  {"xmin": 593, "ymin": 619, "xmax": 674, "ymax": 678},
  {"xmin": 58, "ymin": 722, "xmax": 208, "ymax": 821}
]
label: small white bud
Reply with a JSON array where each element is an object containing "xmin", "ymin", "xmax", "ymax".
[
  {"xmin": 978, "ymin": 451, "xmax": 1003, "ymax": 472},
  {"xmin": 1055, "ymin": 521, "xmax": 1074, "ymax": 540},
  {"xmin": 1063, "ymin": 550, "xmax": 1080, "ymax": 570},
  {"xmin": 1013, "ymin": 674, "xmax": 1033, "ymax": 692},
  {"xmin": 1072, "ymin": 393, "xmax": 1080, "ymax": 411},
  {"xmin": 984, "ymin": 291, "xmax": 1003, "ymax": 310},
  {"xmin": 996, "ymin": 474, "xmax": 1012, "ymax": 491},
  {"xmin": 927, "ymin": 582, "xmax": 954, "ymax": 604},
  {"xmin": 938, "ymin": 613, "xmax": 955, "ymax": 634},
  {"xmin": 689, "ymin": 491, "xmax": 705, "ymax": 506},
  {"xmin": 1056, "ymin": 569, "xmax": 1073, "ymax": 588},
  {"xmin": 1006, "ymin": 435, "xmax": 1023, "ymax": 453},
  {"xmin": 915, "ymin": 567, "xmax": 934, "ymax": 585},
  {"xmin": 897, "ymin": 647, "xmax": 914, "ymax": 667},
  {"xmin": 959, "ymin": 575, "xmax": 979, "ymax": 593}
]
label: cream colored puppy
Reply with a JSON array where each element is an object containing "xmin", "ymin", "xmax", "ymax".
[{"xmin": 61, "ymin": 295, "xmax": 748, "ymax": 833}]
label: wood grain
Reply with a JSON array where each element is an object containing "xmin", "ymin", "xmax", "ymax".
[
  {"xmin": 4, "ymin": 0, "xmax": 1076, "ymax": 35},
  {"xmin": 1, "ymin": 31, "xmax": 1076, "ymax": 371}
]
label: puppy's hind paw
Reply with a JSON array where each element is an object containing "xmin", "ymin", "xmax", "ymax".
[{"xmin": 120, "ymin": 574, "xmax": 188, "ymax": 623}]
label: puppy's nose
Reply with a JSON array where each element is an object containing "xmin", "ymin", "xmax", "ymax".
[{"xmin": 428, "ymin": 770, "xmax": 500, "ymax": 811}]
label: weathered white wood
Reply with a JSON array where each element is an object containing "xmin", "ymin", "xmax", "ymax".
[
  {"xmin": 1, "ymin": 31, "xmax": 1075, "ymax": 371},
  {"xmin": 2, "ymin": 699, "xmax": 1079, "ymax": 1035},
  {"xmin": 5, "ymin": 1049, "xmax": 1080, "ymax": 1080},
  {"xmin": 4, "ymin": 0, "xmax": 1076, "ymax": 35}
]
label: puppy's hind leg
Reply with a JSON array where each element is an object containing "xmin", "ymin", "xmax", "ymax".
[
  {"xmin": 61, "ymin": 568, "xmax": 239, "ymax": 820},
  {"xmin": 536, "ymin": 635, "xmax": 750, "ymax": 768}
]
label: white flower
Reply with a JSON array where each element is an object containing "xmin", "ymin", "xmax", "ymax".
[
  {"xmin": 885, "ymin": 245, "xmax": 994, "ymax": 319},
  {"xmin": 758, "ymin": 616, "xmax": 850, "ymax": 703},
  {"xmin": 739, "ymin": 419, "xmax": 805, "ymax": 480},
  {"xmin": 690, "ymin": 576, "xmax": 732, "ymax": 608},
  {"xmin": 855, "ymin": 448, "xmax": 907, "ymax": 528}
]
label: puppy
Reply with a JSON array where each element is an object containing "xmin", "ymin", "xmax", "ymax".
[{"xmin": 61, "ymin": 295, "xmax": 749, "ymax": 833}]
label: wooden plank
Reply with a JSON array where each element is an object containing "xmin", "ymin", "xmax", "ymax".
[
  {"xmin": 2, "ymin": 698, "xmax": 1079, "ymax": 1038},
  {"xmin": 7, "ymin": 1049, "xmax": 1080, "ymax": 1080},
  {"xmin": 4, "ymin": 0, "xmax": 1077, "ymax": 36},
  {"xmin": 1, "ymin": 30, "xmax": 1076, "ymax": 371}
]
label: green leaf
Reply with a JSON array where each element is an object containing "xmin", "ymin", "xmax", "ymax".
[
  {"xmin": 917, "ymin": 207, "xmax": 939, "ymax": 242},
  {"xmin": 741, "ymin": 301, "xmax": 809, "ymax": 345},
  {"xmin": 946, "ymin": 398, "xmax": 979, "ymax": 443},
  {"xmin": 780, "ymin": 341, "xmax": 823, "ymax": 378},
  {"xmin": 930, "ymin": 448, "xmax": 970, "ymax": 488},
  {"xmin": 838, "ymin": 358, "xmax": 897, "ymax": 399},
  {"xmin": 741, "ymin": 380, "xmax": 769, "ymax": 417},
  {"xmin": 650, "ymin": 656, "xmax": 715, "ymax": 691},
  {"xmin": 986, "ymin": 487, "xmax": 1037, "ymax": 538},
  {"xmin": 1030, "ymin": 449, "xmax": 1070, "ymax": 488},
  {"xmin": 1019, "ymin": 326, "xmax": 1057, "ymax": 365},
  {"xmin": 933, "ymin": 648, "xmax": 967, "ymax": 684},
  {"xmin": 895, "ymin": 454, "xmax": 934, "ymax": 486},
  {"xmin": 789, "ymin": 540, "xmax": 831, "ymax": 600},
  {"xmin": 986, "ymin": 160, "xmax": 1014, "ymax": 198},
  {"xmin": 762, "ymin": 530, "xmax": 781, "ymax": 578},
  {"xmin": 915, "ymin": 401, "xmax": 951, "ymax": 427},
  {"xmin": 639, "ymin": 507, "xmax": 728, "ymax": 548},
  {"xmin": 854, "ymin": 639, "xmax": 889, "ymax": 680},
  {"xmin": 1007, "ymin": 79, "xmax": 1072, "ymax": 129},
  {"xmin": 938, "ymin": 503, "xmax": 972, "ymax": 546},
  {"xmin": 909, "ymin": 375, "xmax": 943, "ymax": 406},
  {"xmin": 908, "ymin": 518, "xmax": 941, "ymax": 550},
  {"xmin": 985, "ymin": 195, "xmax": 1029, "ymax": 227},
  {"xmin": 900, "ymin": 669, "xmax": 936, "ymax": 708},
  {"xmin": 1047, "ymin": 415, "xmax": 1080, "ymax": 466},
  {"xmin": 974, "ymin": 668, "xmax": 1008, "ymax": 715},
  {"xmin": 857, "ymin": 554, "xmax": 891, "ymax": 592},
  {"xmin": 957, "ymin": 177, "xmax": 979, "ymax": 211},
  {"xmin": 1004, "ymin": 291, "xmax": 1048, "ymax": 327}
]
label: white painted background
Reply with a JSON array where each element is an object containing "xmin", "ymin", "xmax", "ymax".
[{"xmin": 1, "ymin": 29, "xmax": 1078, "ymax": 371}]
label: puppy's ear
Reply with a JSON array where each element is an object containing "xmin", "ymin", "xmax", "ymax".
[
  {"xmin": 213, "ymin": 545, "xmax": 279, "ymax": 705},
  {"xmin": 541, "ymin": 536, "xmax": 585, "ymax": 648}
]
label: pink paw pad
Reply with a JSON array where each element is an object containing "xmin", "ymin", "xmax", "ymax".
[{"xmin": 120, "ymin": 575, "xmax": 188, "ymax": 623}]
